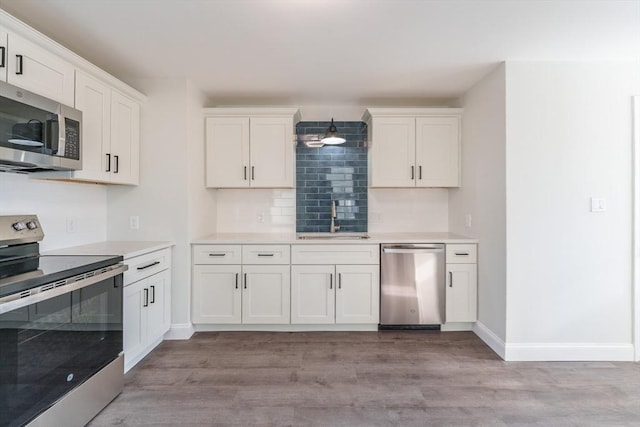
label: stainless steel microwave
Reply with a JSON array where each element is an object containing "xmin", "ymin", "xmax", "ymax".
[{"xmin": 0, "ymin": 81, "xmax": 82, "ymax": 173}]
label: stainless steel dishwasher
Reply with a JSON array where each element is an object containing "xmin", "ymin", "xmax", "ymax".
[{"xmin": 380, "ymin": 243, "xmax": 445, "ymax": 329}]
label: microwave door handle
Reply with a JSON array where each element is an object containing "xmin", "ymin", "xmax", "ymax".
[{"xmin": 57, "ymin": 113, "xmax": 66, "ymax": 156}]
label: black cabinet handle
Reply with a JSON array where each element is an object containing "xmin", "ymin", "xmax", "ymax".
[
  {"xmin": 419, "ymin": 165, "xmax": 422, "ymax": 180},
  {"xmin": 114, "ymin": 155, "xmax": 119, "ymax": 173},
  {"xmin": 257, "ymin": 253, "xmax": 274, "ymax": 257},
  {"xmin": 449, "ymin": 271, "xmax": 453, "ymax": 287},
  {"xmin": 137, "ymin": 261, "xmax": 160, "ymax": 270},
  {"xmin": 235, "ymin": 273, "xmax": 239, "ymax": 289},
  {"xmin": 143, "ymin": 288, "xmax": 149, "ymax": 307},
  {"xmin": 244, "ymin": 273, "xmax": 247, "ymax": 289},
  {"xmin": 150, "ymin": 285, "xmax": 156, "ymax": 304},
  {"xmin": 0, "ymin": 46, "xmax": 5, "ymax": 68},
  {"xmin": 411, "ymin": 166, "xmax": 414, "ymax": 180},
  {"xmin": 244, "ymin": 166, "xmax": 247, "ymax": 180},
  {"xmin": 338, "ymin": 273, "xmax": 342, "ymax": 289},
  {"xmin": 208, "ymin": 253, "xmax": 226, "ymax": 257},
  {"xmin": 106, "ymin": 153, "xmax": 111, "ymax": 172},
  {"xmin": 15, "ymin": 54, "xmax": 23, "ymax": 75},
  {"xmin": 251, "ymin": 166, "xmax": 255, "ymax": 180},
  {"xmin": 330, "ymin": 273, "xmax": 333, "ymax": 290},
  {"xmin": 454, "ymin": 252, "xmax": 469, "ymax": 256}
]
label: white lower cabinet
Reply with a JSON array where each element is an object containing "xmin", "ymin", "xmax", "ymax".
[
  {"xmin": 291, "ymin": 245, "xmax": 380, "ymax": 326},
  {"xmin": 192, "ymin": 265, "xmax": 242, "ymax": 323},
  {"xmin": 242, "ymin": 265, "xmax": 290, "ymax": 324},
  {"xmin": 123, "ymin": 248, "xmax": 172, "ymax": 372},
  {"xmin": 192, "ymin": 245, "xmax": 290, "ymax": 325},
  {"xmin": 445, "ymin": 244, "xmax": 478, "ymax": 323},
  {"xmin": 291, "ymin": 264, "xmax": 379, "ymax": 324}
]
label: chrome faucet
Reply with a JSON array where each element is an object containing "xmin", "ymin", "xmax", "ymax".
[{"xmin": 330, "ymin": 200, "xmax": 340, "ymax": 233}]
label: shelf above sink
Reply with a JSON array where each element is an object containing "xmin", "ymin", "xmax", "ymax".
[{"xmin": 296, "ymin": 233, "xmax": 370, "ymax": 240}]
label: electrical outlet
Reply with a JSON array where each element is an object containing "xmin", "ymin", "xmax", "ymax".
[
  {"xmin": 370, "ymin": 212, "xmax": 382, "ymax": 223},
  {"xmin": 66, "ymin": 218, "xmax": 76, "ymax": 234},
  {"xmin": 129, "ymin": 216, "xmax": 140, "ymax": 229},
  {"xmin": 257, "ymin": 211, "xmax": 265, "ymax": 223},
  {"xmin": 590, "ymin": 197, "xmax": 606, "ymax": 212},
  {"xmin": 465, "ymin": 214, "xmax": 472, "ymax": 228}
]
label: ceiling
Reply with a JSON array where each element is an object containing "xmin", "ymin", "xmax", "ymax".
[{"xmin": 0, "ymin": 0, "xmax": 638, "ymax": 104}]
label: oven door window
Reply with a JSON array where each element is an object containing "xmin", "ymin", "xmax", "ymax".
[{"xmin": 0, "ymin": 275, "xmax": 122, "ymax": 427}]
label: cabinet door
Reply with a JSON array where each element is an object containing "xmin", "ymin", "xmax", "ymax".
[
  {"xmin": 445, "ymin": 264, "xmax": 477, "ymax": 322},
  {"xmin": 206, "ymin": 117, "xmax": 250, "ymax": 188},
  {"xmin": 146, "ymin": 269, "xmax": 171, "ymax": 341},
  {"xmin": 123, "ymin": 280, "xmax": 148, "ymax": 366},
  {"xmin": 335, "ymin": 265, "xmax": 380, "ymax": 324},
  {"xmin": 0, "ymin": 30, "xmax": 7, "ymax": 82},
  {"xmin": 249, "ymin": 117, "xmax": 294, "ymax": 188},
  {"xmin": 291, "ymin": 265, "xmax": 335, "ymax": 324},
  {"xmin": 415, "ymin": 116, "xmax": 460, "ymax": 187},
  {"xmin": 192, "ymin": 265, "xmax": 242, "ymax": 324},
  {"xmin": 369, "ymin": 117, "xmax": 416, "ymax": 187},
  {"xmin": 110, "ymin": 91, "xmax": 140, "ymax": 185},
  {"xmin": 242, "ymin": 265, "xmax": 290, "ymax": 324},
  {"xmin": 74, "ymin": 71, "xmax": 111, "ymax": 182},
  {"xmin": 6, "ymin": 32, "xmax": 75, "ymax": 106}
]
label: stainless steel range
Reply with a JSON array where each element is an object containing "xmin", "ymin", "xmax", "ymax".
[{"xmin": 0, "ymin": 215, "xmax": 126, "ymax": 427}]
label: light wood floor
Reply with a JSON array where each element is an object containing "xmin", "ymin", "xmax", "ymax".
[{"xmin": 89, "ymin": 331, "xmax": 640, "ymax": 426}]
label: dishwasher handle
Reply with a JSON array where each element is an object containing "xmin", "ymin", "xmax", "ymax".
[{"xmin": 382, "ymin": 245, "xmax": 444, "ymax": 254}]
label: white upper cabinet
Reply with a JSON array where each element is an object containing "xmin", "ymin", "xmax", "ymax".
[
  {"xmin": 6, "ymin": 31, "xmax": 75, "ymax": 106},
  {"xmin": 110, "ymin": 90, "xmax": 140, "ymax": 185},
  {"xmin": 249, "ymin": 117, "xmax": 294, "ymax": 188},
  {"xmin": 367, "ymin": 117, "xmax": 416, "ymax": 187},
  {"xmin": 415, "ymin": 116, "xmax": 460, "ymax": 187},
  {"xmin": 0, "ymin": 30, "xmax": 7, "ymax": 82},
  {"xmin": 74, "ymin": 72, "xmax": 140, "ymax": 185},
  {"xmin": 204, "ymin": 108, "xmax": 300, "ymax": 189},
  {"xmin": 74, "ymin": 71, "xmax": 111, "ymax": 182},
  {"xmin": 206, "ymin": 117, "xmax": 250, "ymax": 188},
  {"xmin": 364, "ymin": 108, "xmax": 462, "ymax": 188}
]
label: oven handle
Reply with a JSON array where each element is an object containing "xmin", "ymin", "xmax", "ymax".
[{"xmin": 0, "ymin": 263, "xmax": 128, "ymax": 315}]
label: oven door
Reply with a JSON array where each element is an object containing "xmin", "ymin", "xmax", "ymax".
[{"xmin": 0, "ymin": 269, "xmax": 123, "ymax": 427}]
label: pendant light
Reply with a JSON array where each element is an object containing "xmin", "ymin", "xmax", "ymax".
[{"xmin": 321, "ymin": 118, "xmax": 346, "ymax": 145}]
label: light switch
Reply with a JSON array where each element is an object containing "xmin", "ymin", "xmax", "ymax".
[{"xmin": 590, "ymin": 197, "xmax": 606, "ymax": 212}]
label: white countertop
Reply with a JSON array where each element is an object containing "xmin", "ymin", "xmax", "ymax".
[
  {"xmin": 192, "ymin": 232, "xmax": 477, "ymax": 244},
  {"xmin": 44, "ymin": 241, "xmax": 175, "ymax": 259}
]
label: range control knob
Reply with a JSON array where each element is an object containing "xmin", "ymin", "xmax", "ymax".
[
  {"xmin": 12, "ymin": 222, "xmax": 26, "ymax": 231},
  {"xmin": 26, "ymin": 221, "xmax": 38, "ymax": 230}
]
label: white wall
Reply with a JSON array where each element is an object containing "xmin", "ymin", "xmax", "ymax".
[
  {"xmin": 107, "ymin": 79, "xmax": 194, "ymax": 330},
  {"xmin": 187, "ymin": 81, "xmax": 217, "ymax": 239},
  {"xmin": 504, "ymin": 61, "xmax": 640, "ymax": 360},
  {"xmin": 0, "ymin": 173, "xmax": 107, "ymax": 250},
  {"xmin": 449, "ymin": 64, "xmax": 507, "ymax": 347}
]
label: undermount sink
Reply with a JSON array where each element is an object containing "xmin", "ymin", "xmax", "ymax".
[{"xmin": 296, "ymin": 233, "xmax": 370, "ymax": 240}]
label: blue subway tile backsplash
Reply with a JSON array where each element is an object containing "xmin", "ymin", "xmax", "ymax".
[{"xmin": 296, "ymin": 121, "xmax": 368, "ymax": 233}]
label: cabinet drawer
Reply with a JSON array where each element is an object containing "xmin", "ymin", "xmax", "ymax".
[
  {"xmin": 124, "ymin": 248, "xmax": 171, "ymax": 285},
  {"xmin": 446, "ymin": 244, "xmax": 477, "ymax": 263},
  {"xmin": 292, "ymin": 245, "xmax": 379, "ymax": 265},
  {"xmin": 193, "ymin": 245, "xmax": 242, "ymax": 264},
  {"xmin": 242, "ymin": 245, "xmax": 290, "ymax": 264}
]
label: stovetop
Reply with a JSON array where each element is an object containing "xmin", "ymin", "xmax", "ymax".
[{"xmin": 0, "ymin": 254, "xmax": 123, "ymax": 299}]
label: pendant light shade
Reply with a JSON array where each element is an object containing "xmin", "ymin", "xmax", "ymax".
[{"xmin": 321, "ymin": 118, "xmax": 346, "ymax": 145}]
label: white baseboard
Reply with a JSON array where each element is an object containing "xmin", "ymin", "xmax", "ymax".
[
  {"xmin": 473, "ymin": 321, "xmax": 506, "ymax": 360},
  {"xmin": 441, "ymin": 322, "xmax": 474, "ymax": 331},
  {"xmin": 194, "ymin": 324, "xmax": 379, "ymax": 332},
  {"xmin": 504, "ymin": 342, "xmax": 635, "ymax": 361},
  {"xmin": 164, "ymin": 323, "xmax": 195, "ymax": 340}
]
